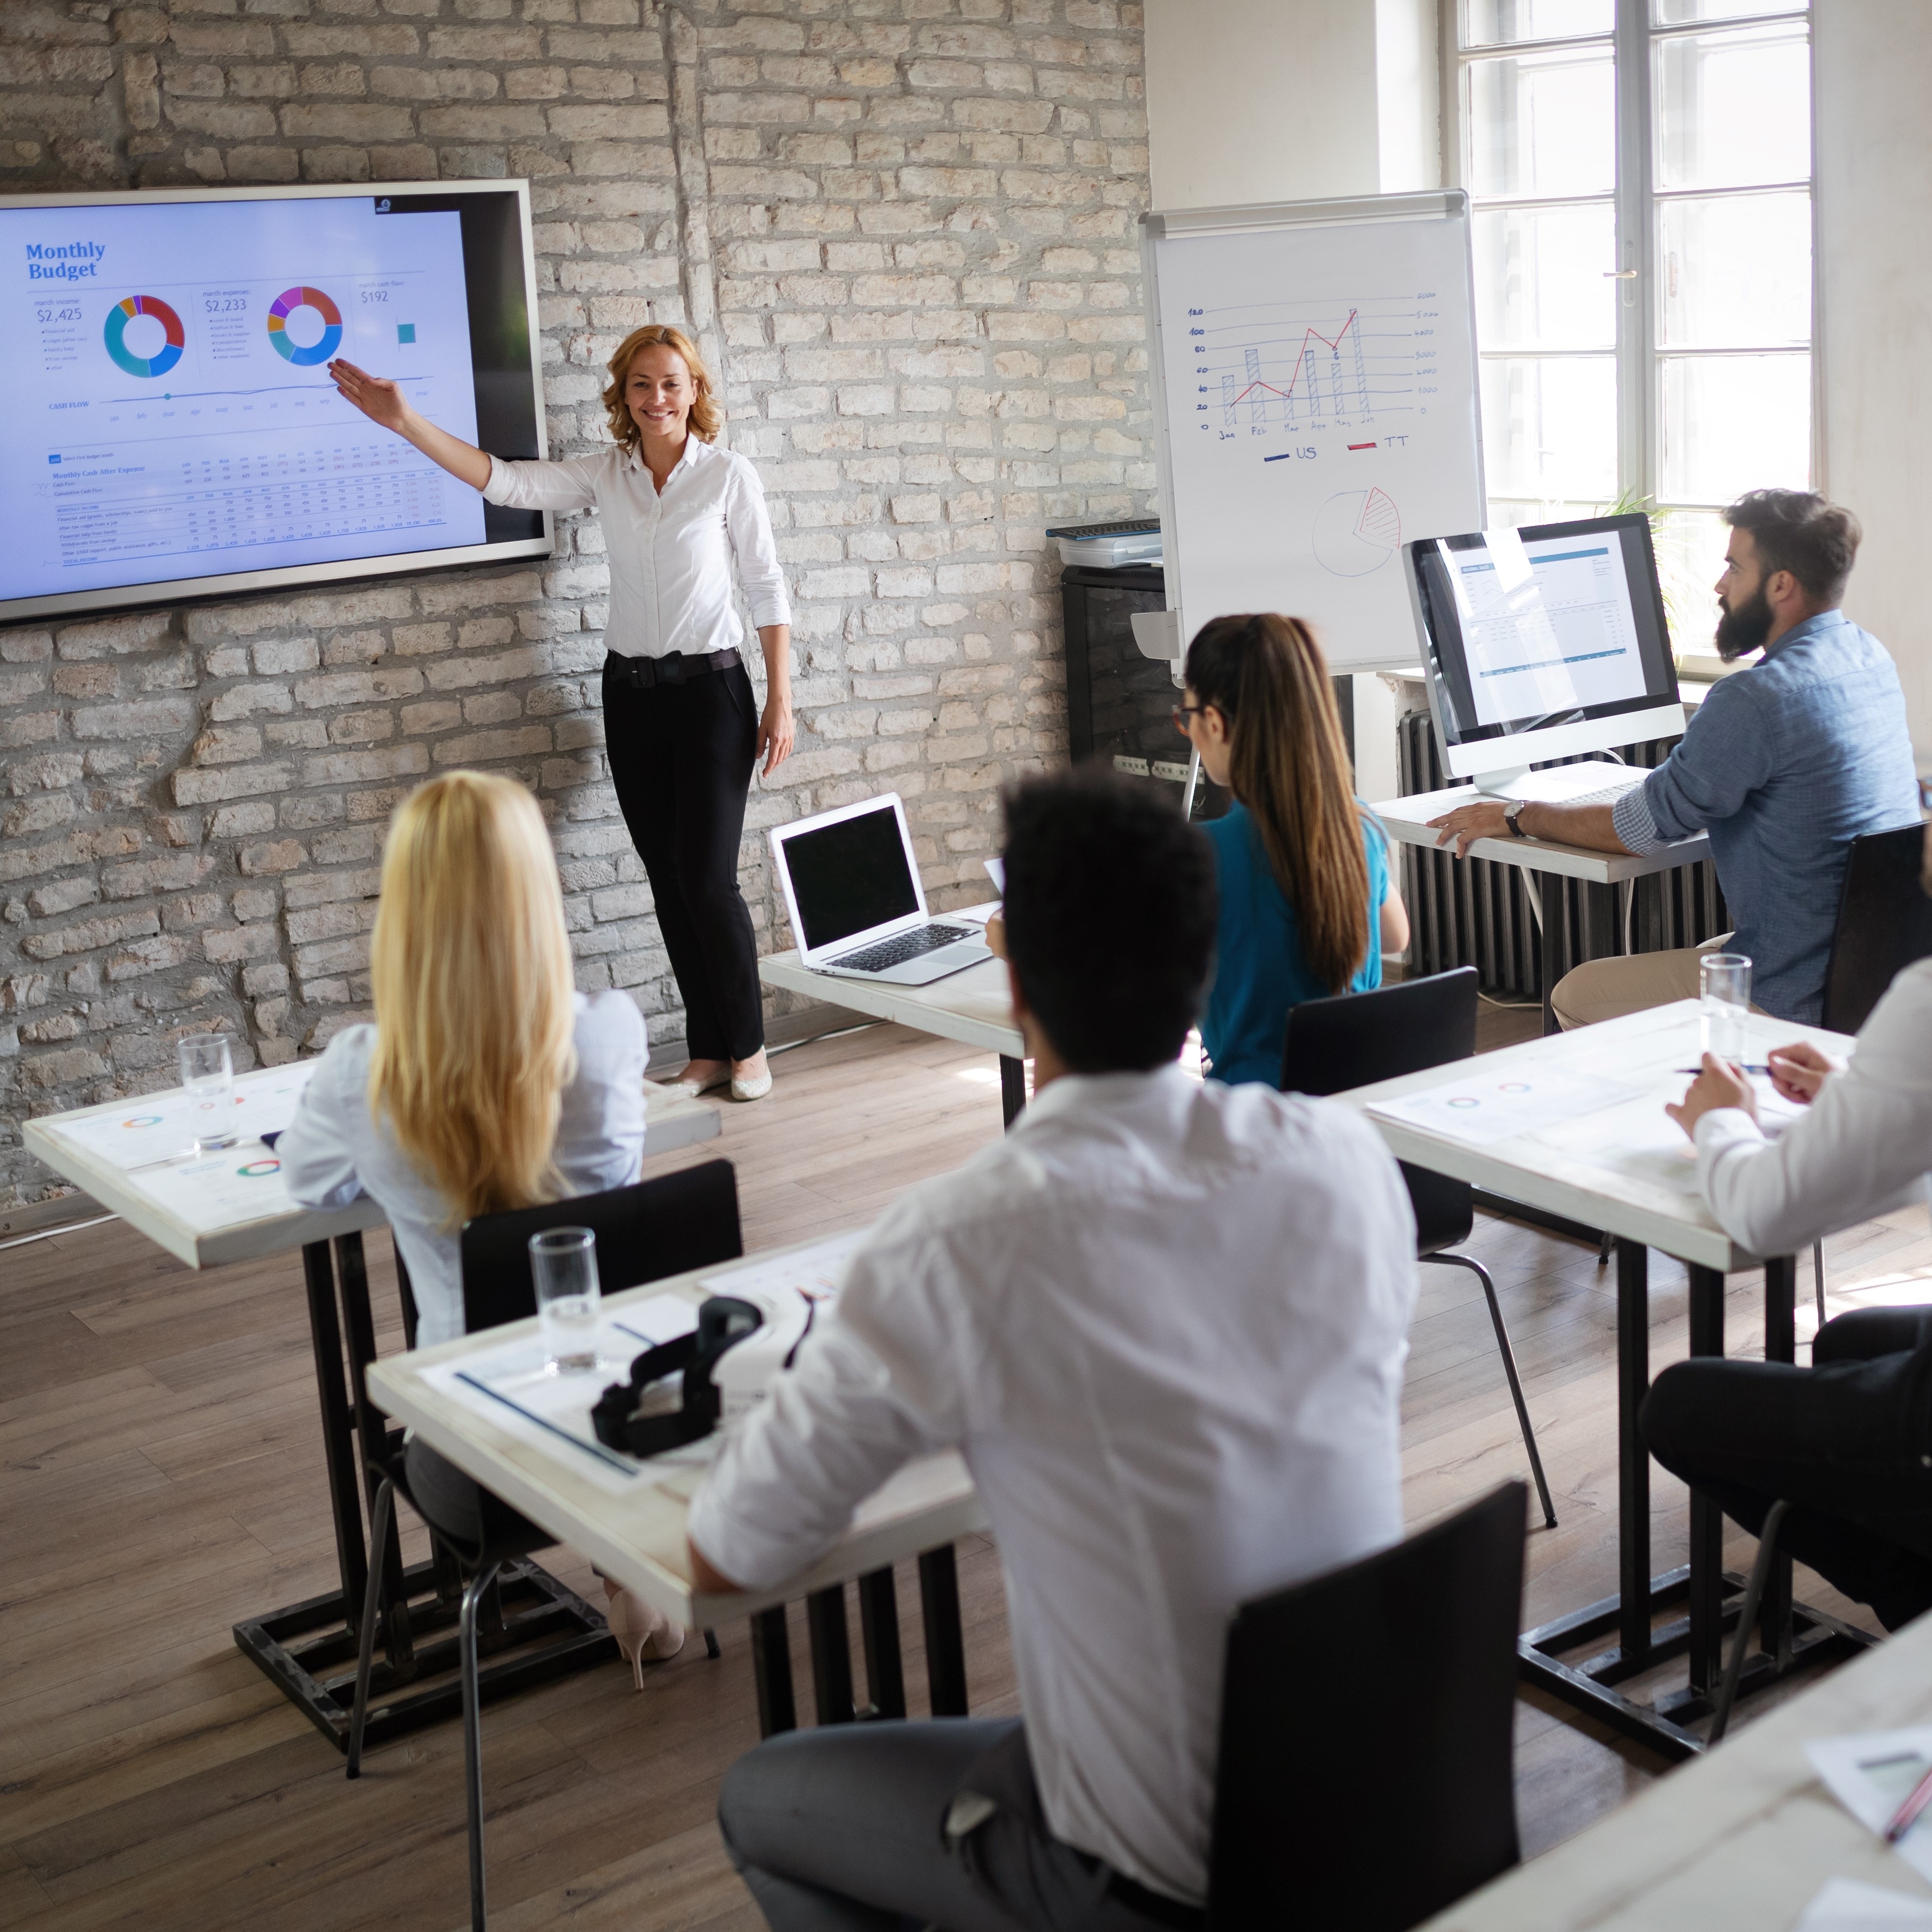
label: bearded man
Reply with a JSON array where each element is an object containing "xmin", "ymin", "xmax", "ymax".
[{"xmin": 1428, "ymin": 489, "xmax": 1918, "ymax": 1026}]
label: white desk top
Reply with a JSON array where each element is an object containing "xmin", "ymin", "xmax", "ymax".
[
  {"xmin": 1334, "ymin": 1000, "xmax": 1853, "ymax": 1274},
  {"xmin": 366, "ymin": 1236, "xmax": 987, "ymax": 1627},
  {"xmin": 22, "ymin": 1070, "xmax": 722, "ymax": 1270},
  {"xmin": 1368, "ymin": 780, "xmax": 1711, "ymax": 886},
  {"xmin": 759, "ymin": 949, "xmax": 1025, "ymax": 1061},
  {"xmin": 1420, "ymin": 1605, "xmax": 1932, "ymax": 1931}
]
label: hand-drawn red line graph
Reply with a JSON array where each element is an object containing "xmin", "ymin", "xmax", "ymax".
[{"xmin": 1223, "ymin": 308, "xmax": 1360, "ymax": 409}]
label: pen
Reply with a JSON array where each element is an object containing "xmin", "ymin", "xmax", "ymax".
[
  {"xmin": 1674, "ymin": 1065, "xmax": 1771, "ymax": 1076},
  {"xmin": 1885, "ymin": 1762, "xmax": 1932, "ymax": 1842}
]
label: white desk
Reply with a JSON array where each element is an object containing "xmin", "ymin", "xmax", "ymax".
[
  {"xmin": 22, "ymin": 1069, "xmax": 722, "ymax": 1748},
  {"xmin": 368, "ymin": 1238, "xmax": 991, "ymax": 1731},
  {"xmin": 1420, "ymin": 1601, "xmax": 1932, "ymax": 1932},
  {"xmin": 1338, "ymin": 1001, "xmax": 1875, "ymax": 1760},
  {"xmin": 759, "ymin": 949, "xmax": 1030, "ymax": 1123},
  {"xmin": 1368, "ymin": 778, "xmax": 1711, "ymax": 888}
]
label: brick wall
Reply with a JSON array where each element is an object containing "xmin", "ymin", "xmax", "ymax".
[{"xmin": 0, "ymin": 0, "xmax": 1151, "ymax": 1207}]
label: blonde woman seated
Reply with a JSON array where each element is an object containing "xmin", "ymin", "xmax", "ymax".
[
  {"xmin": 1175, "ymin": 613, "xmax": 1410, "ymax": 1087},
  {"xmin": 279, "ymin": 770, "xmax": 681, "ymax": 1678}
]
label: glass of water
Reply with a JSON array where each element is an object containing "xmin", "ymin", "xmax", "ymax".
[
  {"xmin": 530, "ymin": 1227, "xmax": 600, "ymax": 1375},
  {"xmin": 1699, "ymin": 952, "xmax": 1752, "ymax": 1065},
  {"xmin": 177, "ymin": 1032, "xmax": 237, "ymax": 1154}
]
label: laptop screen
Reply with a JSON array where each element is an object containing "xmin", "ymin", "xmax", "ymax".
[{"xmin": 783, "ymin": 804, "xmax": 920, "ymax": 952}]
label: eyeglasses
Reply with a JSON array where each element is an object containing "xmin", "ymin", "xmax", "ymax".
[{"xmin": 1172, "ymin": 704, "xmax": 1213, "ymax": 734}]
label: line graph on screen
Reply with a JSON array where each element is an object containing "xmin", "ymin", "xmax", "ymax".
[{"xmin": 1186, "ymin": 292, "xmax": 1441, "ymax": 435}]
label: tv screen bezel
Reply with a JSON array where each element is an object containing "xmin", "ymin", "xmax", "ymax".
[{"xmin": 0, "ymin": 177, "xmax": 554, "ymax": 628}]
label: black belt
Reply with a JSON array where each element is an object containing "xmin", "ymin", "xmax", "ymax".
[
  {"xmin": 1106, "ymin": 1873, "xmax": 1207, "ymax": 1929},
  {"xmin": 603, "ymin": 648, "xmax": 739, "ymax": 690}
]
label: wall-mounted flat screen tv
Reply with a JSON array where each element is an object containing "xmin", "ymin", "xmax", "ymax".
[{"xmin": 0, "ymin": 179, "xmax": 551, "ymax": 627}]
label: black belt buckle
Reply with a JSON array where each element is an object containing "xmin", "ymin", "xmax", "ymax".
[{"xmin": 657, "ymin": 651, "xmax": 688, "ymax": 687}]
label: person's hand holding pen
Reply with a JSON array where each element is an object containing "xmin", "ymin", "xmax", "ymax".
[
  {"xmin": 1765, "ymin": 1039, "xmax": 1843, "ymax": 1105},
  {"xmin": 984, "ymin": 913, "xmax": 1007, "ymax": 960},
  {"xmin": 1666, "ymin": 1052, "xmax": 1758, "ymax": 1140}
]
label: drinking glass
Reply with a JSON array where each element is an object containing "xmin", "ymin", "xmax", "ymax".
[
  {"xmin": 177, "ymin": 1032, "xmax": 236, "ymax": 1154},
  {"xmin": 1699, "ymin": 952, "xmax": 1752, "ymax": 1065},
  {"xmin": 530, "ymin": 1227, "xmax": 600, "ymax": 1375}
]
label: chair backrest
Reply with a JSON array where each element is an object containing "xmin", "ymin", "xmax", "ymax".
[
  {"xmin": 1280, "ymin": 967, "xmax": 1480, "ymax": 1257},
  {"xmin": 1206, "ymin": 1481, "xmax": 1527, "ymax": 1932},
  {"xmin": 458, "ymin": 1159, "xmax": 743, "ymax": 1336},
  {"xmin": 1820, "ymin": 822, "xmax": 1932, "ymax": 1036}
]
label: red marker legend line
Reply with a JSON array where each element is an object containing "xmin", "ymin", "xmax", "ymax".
[{"xmin": 1347, "ymin": 441, "xmax": 1377, "ymax": 450}]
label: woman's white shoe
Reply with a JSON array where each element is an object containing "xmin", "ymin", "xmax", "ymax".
[
  {"xmin": 729, "ymin": 1061, "xmax": 773, "ymax": 1102},
  {"xmin": 663, "ymin": 1064, "xmax": 731, "ymax": 1100}
]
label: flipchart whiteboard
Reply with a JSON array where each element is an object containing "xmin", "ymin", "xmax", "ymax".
[{"xmin": 1139, "ymin": 191, "xmax": 1485, "ymax": 672}]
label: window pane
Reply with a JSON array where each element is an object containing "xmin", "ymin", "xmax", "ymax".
[
  {"xmin": 1481, "ymin": 356, "xmax": 1618, "ymax": 501},
  {"xmin": 1655, "ymin": 0, "xmax": 1807, "ymax": 22},
  {"xmin": 1659, "ymin": 191, "xmax": 1810, "ymax": 348},
  {"xmin": 1659, "ymin": 352, "xmax": 1810, "ymax": 502},
  {"xmin": 1652, "ymin": 507, "xmax": 1733, "ymax": 661},
  {"xmin": 1474, "ymin": 203, "xmax": 1617, "ymax": 350},
  {"xmin": 1466, "ymin": 0, "xmax": 1613, "ymax": 47},
  {"xmin": 1655, "ymin": 24, "xmax": 1811, "ymax": 191},
  {"xmin": 1466, "ymin": 47, "xmax": 1615, "ymax": 198}
]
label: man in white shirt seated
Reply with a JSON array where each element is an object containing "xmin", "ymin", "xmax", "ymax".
[
  {"xmin": 685, "ymin": 768, "xmax": 1420, "ymax": 1931},
  {"xmin": 1643, "ymin": 824, "xmax": 1932, "ymax": 1631}
]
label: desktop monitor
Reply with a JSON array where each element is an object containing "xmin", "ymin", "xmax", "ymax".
[{"xmin": 1403, "ymin": 513, "xmax": 1685, "ymax": 795}]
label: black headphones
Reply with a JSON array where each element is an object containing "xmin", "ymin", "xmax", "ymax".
[{"xmin": 590, "ymin": 1295, "xmax": 763, "ymax": 1457}]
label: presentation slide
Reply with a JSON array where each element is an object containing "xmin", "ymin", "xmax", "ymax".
[
  {"xmin": 1443, "ymin": 530, "xmax": 1650, "ymax": 726},
  {"xmin": 2, "ymin": 195, "xmax": 487, "ymax": 606}
]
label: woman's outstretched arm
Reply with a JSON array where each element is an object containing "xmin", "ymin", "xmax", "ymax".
[{"xmin": 329, "ymin": 358, "xmax": 493, "ymax": 491}]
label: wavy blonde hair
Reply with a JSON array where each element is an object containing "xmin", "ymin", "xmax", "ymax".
[
  {"xmin": 602, "ymin": 323, "xmax": 720, "ymax": 451},
  {"xmin": 368, "ymin": 772, "xmax": 578, "ymax": 1226}
]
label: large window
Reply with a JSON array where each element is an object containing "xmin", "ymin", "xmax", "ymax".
[{"xmin": 1450, "ymin": 0, "xmax": 1813, "ymax": 656}]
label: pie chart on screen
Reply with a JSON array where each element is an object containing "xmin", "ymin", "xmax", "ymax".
[
  {"xmin": 103, "ymin": 294, "xmax": 185, "ymax": 378},
  {"xmin": 1312, "ymin": 486, "xmax": 1402, "ymax": 577},
  {"xmin": 266, "ymin": 286, "xmax": 343, "ymax": 366}
]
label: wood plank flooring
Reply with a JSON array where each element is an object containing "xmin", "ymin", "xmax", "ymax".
[{"xmin": 2, "ymin": 1013, "xmax": 1925, "ymax": 1930}]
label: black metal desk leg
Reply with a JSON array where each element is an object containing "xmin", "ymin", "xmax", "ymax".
[
  {"xmin": 807, "ymin": 1586, "xmax": 857, "ymax": 1725},
  {"xmin": 1616, "ymin": 1239, "xmax": 1652, "ymax": 1668},
  {"xmin": 919, "ymin": 1545, "xmax": 969, "ymax": 1716},
  {"xmin": 1761, "ymin": 1255, "xmax": 1799, "ymax": 1660},
  {"xmin": 858, "ymin": 1568, "xmax": 906, "ymax": 1720},
  {"xmin": 751, "ymin": 1605, "xmax": 796, "ymax": 1738},
  {"xmin": 302, "ymin": 1237, "xmax": 368, "ymax": 1635},
  {"xmin": 999, "ymin": 1055, "xmax": 1027, "ymax": 1128},
  {"xmin": 1686, "ymin": 1263, "xmax": 1726, "ymax": 1694}
]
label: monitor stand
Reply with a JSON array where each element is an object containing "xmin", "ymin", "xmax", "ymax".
[{"xmin": 1471, "ymin": 759, "xmax": 1643, "ymax": 805}]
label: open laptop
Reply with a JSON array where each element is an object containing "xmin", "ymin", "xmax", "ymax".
[{"xmin": 769, "ymin": 793, "xmax": 993, "ymax": 985}]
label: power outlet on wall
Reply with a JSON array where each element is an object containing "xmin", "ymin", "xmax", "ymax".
[
  {"xmin": 1150, "ymin": 761, "xmax": 1190, "ymax": 783},
  {"xmin": 1112, "ymin": 755, "xmax": 1151, "ymax": 777}
]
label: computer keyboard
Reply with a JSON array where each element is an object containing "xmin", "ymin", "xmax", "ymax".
[
  {"xmin": 1562, "ymin": 780, "xmax": 1644, "ymax": 808},
  {"xmin": 831, "ymin": 924, "xmax": 972, "ymax": 972}
]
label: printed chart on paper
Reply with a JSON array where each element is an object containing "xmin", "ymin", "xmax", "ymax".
[{"xmin": 1149, "ymin": 212, "xmax": 1483, "ymax": 666}]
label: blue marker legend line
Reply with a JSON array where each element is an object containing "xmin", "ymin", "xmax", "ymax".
[{"xmin": 1263, "ymin": 452, "xmax": 1291, "ymax": 462}]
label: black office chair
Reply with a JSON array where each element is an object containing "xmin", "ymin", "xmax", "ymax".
[
  {"xmin": 347, "ymin": 1160, "xmax": 744, "ymax": 1932},
  {"xmin": 1206, "ymin": 1481, "xmax": 1528, "ymax": 1930},
  {"xmin": 1804, "ymin": 823, "xmax": 1932, "ymax": 1323},
  {"xmin": 1283, "ymin": 967, "xmax": 1556, "ymax": 1528}
]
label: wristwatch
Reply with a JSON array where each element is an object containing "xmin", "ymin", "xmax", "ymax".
[{"xmin": 1503, "ymin": 800, "xmax": 1530, "ymax": 839}]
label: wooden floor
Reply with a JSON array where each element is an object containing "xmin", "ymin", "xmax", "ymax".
[{"xmin": 3, "ymin": 1013, "xmax": 1928, "ymax": 1931}]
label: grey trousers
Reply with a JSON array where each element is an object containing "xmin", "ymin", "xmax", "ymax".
[{"xmin": 717, "ymin": 1717, "xmax": 1202, "ymax": 1932}]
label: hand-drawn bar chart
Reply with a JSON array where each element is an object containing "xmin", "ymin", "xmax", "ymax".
[{"xmin": 1191, "ymin": 294, "xmax": 1437, "ymax": 434}]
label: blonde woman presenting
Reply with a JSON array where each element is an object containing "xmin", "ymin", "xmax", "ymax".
[
  {"xmin": 278, "ymin": 771, "xmax": 680, "ymax": 1676},
  {"xmin": 330, "ymin": 325, "xmax": 790, "ymax": 1103}
]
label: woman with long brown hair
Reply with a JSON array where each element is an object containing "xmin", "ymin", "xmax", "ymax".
[
  {"xmin": 1177, "ymin": 613, "xmax": 1410, "ymax": 1087},
  {"xmin": 280, "ymin": 771, "xmax": 681, "ymax": 1677},
  {"xmin": 330, "ymin": 323, "xmax": 789, "ymax": 1103}
]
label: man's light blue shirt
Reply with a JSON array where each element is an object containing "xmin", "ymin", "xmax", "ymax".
[{"xmin": 1610, "ymin": 610, "xmax": 1918, "ymax": 1022}]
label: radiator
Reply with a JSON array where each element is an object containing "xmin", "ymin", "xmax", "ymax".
[{"xmin": 1395, "ymin": 709, "xmax": 1729, "ymax": 999}]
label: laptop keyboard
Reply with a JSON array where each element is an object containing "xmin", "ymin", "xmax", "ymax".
[{"xmin": 831, "ymin": 924, "xmax": 973, "ymax": 972}]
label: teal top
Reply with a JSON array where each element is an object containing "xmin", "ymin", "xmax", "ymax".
[{"xmin": 1199, "ymin": 802, "xmax": 1389, "ymax": 1089}]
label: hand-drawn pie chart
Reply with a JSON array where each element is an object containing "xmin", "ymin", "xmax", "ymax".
[
  {"xmin": 103, "ymin": 294, "xmax": 185, "ymax": 378},
  {"xmin": 266, "ymin": 286, "xmax": 343, "ymax": 366},
  {"xmin": 1313, "ymin": 486, "xmax": 1402, "ymax": 577}
]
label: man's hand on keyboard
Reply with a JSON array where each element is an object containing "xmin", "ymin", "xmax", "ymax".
[{"xmin": 1428, "ymin": 799, "xmax": 1512, "ymax": 858}]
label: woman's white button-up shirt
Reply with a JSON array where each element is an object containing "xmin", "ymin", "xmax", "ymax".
[{"xmin": 482, "ymin": 438, "xmax": 790, "ymax": 661}]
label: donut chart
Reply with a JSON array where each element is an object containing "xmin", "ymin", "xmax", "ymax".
[
  {"xmin": 266, "ymin": 286, "xmax": 343, "ymax": 366},
  {"xmin": 103, "ymin": 294, "xmax": 185, "ymax": 378}
]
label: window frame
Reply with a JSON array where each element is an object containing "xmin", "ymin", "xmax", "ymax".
[{"xmin": 1441, "ymin": 0, "xmax": 1819, "ymax": 534}]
